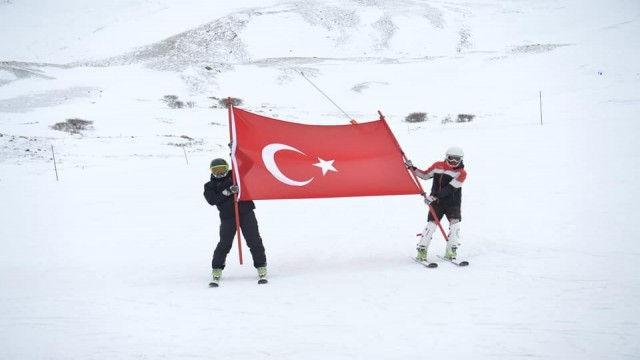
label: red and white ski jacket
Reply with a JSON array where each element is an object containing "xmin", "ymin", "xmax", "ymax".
[{"xmin": 415, "ymin": 161, "xmax": 467, "ymax": 205}]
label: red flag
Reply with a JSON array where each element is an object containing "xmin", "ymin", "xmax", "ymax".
[{"xmin": 230, "ymin": 107, "xmax": 421, "ymax": 200}]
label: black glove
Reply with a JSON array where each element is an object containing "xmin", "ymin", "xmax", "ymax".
[
  {"xmin": 424, "ymin": 195, "xmax": 437, "ymax": 205},
  {"xmin": 405, "ymin": 160, "xmax": 417, "ymax": 170},
  {"xmin": 222, "ymin": 185, "xmax": 239, "ymax": 196}
]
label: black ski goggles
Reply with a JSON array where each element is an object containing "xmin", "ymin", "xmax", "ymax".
[{"xmin": 446, "ymin": 155, "xmax": 462, "ymax": 165}]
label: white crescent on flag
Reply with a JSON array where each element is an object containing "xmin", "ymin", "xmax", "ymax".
[
  {"xmin": 261, "ymin": 144, "xmax": 338, "ymax": 187},
  {"xmin": 262, "ymin": 143, "xmax": 314, "ymax": 186}
]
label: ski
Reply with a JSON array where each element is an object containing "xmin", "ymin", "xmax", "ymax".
[
  {"xmin": 209, "ymin": 281, "xmax": 267, "ymax": 286},
  {"xmin": 436, "ymin": 255, "xmax": 469, "ymax": 267},
  {"xmin": 209, "ymin": 278, "xmax": 268, "ymax": 286},
  {"xmin": 209, "ymin": 270, "xmax": 267, "ymax": 286},
  {"xmin": 411, "ymin": 256, "xmax": 438, "ymax": 268}
]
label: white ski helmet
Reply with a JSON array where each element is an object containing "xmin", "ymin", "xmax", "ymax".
[{"xmin": 445, "ymin": 146, "xmax": 464, "ymax": 166}]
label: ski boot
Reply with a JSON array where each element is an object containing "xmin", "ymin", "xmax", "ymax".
[
  {"xmin": 444, "ymin": 245, "xmax": 458, "ymax": 260},
  {"xmin": 416, "ymin": 246, "xmax": 428, "ymax": 261},
  {"xmin": 257, "ymin": 267, "xmax": 268, "ymax": 284},
  {"xmin": 209, "ymin": 268, "xmax": 223, "ymax": 287}
]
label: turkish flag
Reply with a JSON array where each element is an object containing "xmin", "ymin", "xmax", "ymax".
[{"xmin": 230, "ymin": 107, "xmax": 421, "ymax": 200}]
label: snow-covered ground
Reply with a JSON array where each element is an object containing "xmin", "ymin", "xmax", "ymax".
[{"xmin": 1, "ymin": 0, "xmax": 639, "ymax": 359}]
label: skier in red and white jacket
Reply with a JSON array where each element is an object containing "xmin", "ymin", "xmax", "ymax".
[{"xmin": 407, "ymin": 146, "xmax": 467, "ymax": 261}]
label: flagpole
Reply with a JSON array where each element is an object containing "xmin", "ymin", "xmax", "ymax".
[
  {"xmin": 377, "ymin": 111, "xmax": 450, "ymax": 242},
  {"xmin": 377, "ymin": 111, "xmax": 422, "ymax": 190},
  {"xmin": 227, "ymin": 97, "xmax": 244, "ymax": 265}
]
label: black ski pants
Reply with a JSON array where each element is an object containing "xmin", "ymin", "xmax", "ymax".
[
  {"xmin": 211, "ymin": 210, "xmax": 267, "ymax": 269},
  {"xmin": 427, "ymin": 202, "xmax": 462, "ymax": 222}
]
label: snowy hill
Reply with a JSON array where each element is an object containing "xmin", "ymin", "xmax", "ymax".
[{"xmin": 1, "ymin": 0, "xmax": 640, "ymax": 359}]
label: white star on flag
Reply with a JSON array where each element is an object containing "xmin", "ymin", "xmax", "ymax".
[{"xmin": 313, "ymin": 158, "xmax": 337, "ymax": 176}]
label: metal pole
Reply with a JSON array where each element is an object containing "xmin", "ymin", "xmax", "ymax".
[
  {"xmin": 539, "ymin": 91, "xmax": 543, "ymax": 126},
  {"xmin": 299, "ymin": 71, "xmax": 355, "ymax": 123},
  {"xmin": 182, "ymin": 145, "xmax": 189, "ymax": 165},
  {"xmin": 51, "ymin": 145, "xmax": 59, "ymax": 181}
]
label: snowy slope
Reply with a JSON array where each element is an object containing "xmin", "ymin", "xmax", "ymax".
[{"xmin": 1, "ymin": 0, "xmax": 640, "ymax": 359}]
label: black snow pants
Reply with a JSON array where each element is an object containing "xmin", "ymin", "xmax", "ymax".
[
  {"xmin": 211, "ymin": 210, "xmax": 267, "ymax": 269},
  {"xmin": 427, "ymin": 201, "xmax": 462, "ymax": 223}
]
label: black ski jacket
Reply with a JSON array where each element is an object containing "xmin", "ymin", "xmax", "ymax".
[
  {"xmin": 415, "ymin": 160, "xmax": 467, "ymax": 206},
  {"xmin": 203, "ymin": 171, "xmax": 255, "ymax": 219}
]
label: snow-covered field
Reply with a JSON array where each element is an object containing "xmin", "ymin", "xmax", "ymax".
[{"xmin": 1, "ymin": 0, "xmax": 639, "ymax": 359}]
